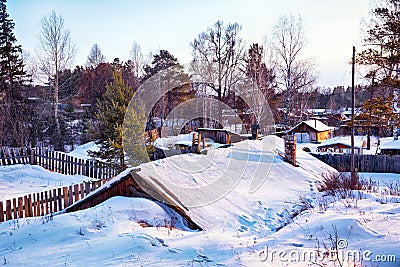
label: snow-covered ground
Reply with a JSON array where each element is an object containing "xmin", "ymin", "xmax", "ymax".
[
  {"xmin": 0, "ymin": 164, "xmax": 96, "ymax": 200},
  {"xmin": 67, "ymin": 141, "xmax": 99, "ymax": 159},
  {"xmin": 139, "ymin": 136, "xmax": 334, "ymax": 235},
  {"xmin": 0, "ymin": 137, "xmax": 399, "ymax": 266}
]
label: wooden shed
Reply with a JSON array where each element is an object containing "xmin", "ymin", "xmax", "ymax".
[
  {"xmin": 317, "ymin": 137, "xmax": 363, "ymax": 154},
  {"xmin": 65, "ymin": 169, "xmax": 201, "ymax": 230},
  {"xmin": 379, "ymin": 139, "xmax": 400, "ymax": 155}
]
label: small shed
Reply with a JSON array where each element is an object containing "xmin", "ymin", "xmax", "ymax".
[
  {"xmin": 379, "ymin": 139, "xmax": 400, "ymax": 155},
  {"xmin": 317, "ymin": 137, "xmax": 364, "ymax": 154},
  {"xmin": 197, "ymin": 128, "xmax": 233, "ymax": 145},
  {"xmin": 289, "ymin": 119, "xmax": 334, "ymax": 143}
]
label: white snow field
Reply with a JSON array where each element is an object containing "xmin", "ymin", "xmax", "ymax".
[
  {"xmin": 68, "ymin": 141, "xmax": 100, "ymax": 160},
  {"xmin": 0, "ymin": 136, "xmax": 399, "ymax": 266},
  {"xmin": 0, "ymin": 164, "xmax": 96, "ymax": 200}
]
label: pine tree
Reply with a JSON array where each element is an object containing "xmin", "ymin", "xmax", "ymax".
[
  {"xmin": 142, "ymin": 50, "xmax": 193, "ymax": 133},
  {"xmin": 90, "ymin": 69, "xmax": 148, "ymax": 171},
  {"xmin": 357, "ymin": 96, "xmax": 398, "ymax": 136},
  {"xmin": 0, "ymin": 0, "xmax": 26, "ymax": 85},
  {"xmin": 0, "ymin": 0, "xmax": 30, "ymax": 146},
  {"xmin": 358, "ymin": 0, "xmax": 400, "ymax": 94}
]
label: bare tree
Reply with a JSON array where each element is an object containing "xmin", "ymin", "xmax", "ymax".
[
  {"xmin": 37, "ymin": 10, "xmax": 75, "ymax": 149},
  {"xmin": 272, "ymin": 14, "xmax": 316, "ymax": 126},
  {"xmin": 129, "ymin": 41, "xmax": 145, "ymax": 78},
  {"xmin": 244, "ymin": 43, "xmax": 277, "ymax": 133},
  {"xmin": 85, "ymin": 43, "xmax": 106, "ymax": 68},
  {"xmin": 191, "ymin": 21, "xmax": 245, "ymax": 127}
]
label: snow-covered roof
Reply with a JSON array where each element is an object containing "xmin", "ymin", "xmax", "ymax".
[
  {"xmin": 138, "ymin": 136, "xmax": 337, "ymax": 232},
  {"xmin": 380, "ymin": 139, "xmax": 400, "ymax": 150},
  {"xmin": 293, "ymin": 119, "xmax": 334, "ymax": 132},
  {"xmin": 318, "ymin": 136, "xmax": 364, "ymax": 149},
  {"xmin": 154, "ymin": 133, "xmax": 196, "ymax": 150},
  {"xmin": 305, "ymin": 108, "xmax": 327, "ymax": 115}
]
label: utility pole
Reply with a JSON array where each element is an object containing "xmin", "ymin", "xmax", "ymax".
[{"xmin": 351, "ymin": 46, "xmax": 356, "ymax": 180}]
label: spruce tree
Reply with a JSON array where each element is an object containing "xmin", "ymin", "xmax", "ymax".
[
  {"xmin": 0, "ymin": 0, "xmax": 26, "ymax": 85},
  {"xmin": 0, "ymin": 0, "xmax": 30, "ymax": 146},
  {"xmin": 90, "ymin": 69, "xmax": 148, "ymax": 171}
]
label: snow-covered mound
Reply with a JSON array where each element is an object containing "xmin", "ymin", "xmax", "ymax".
[
  {"xmin": 138, "ymin": 135, "xmax": 336, "ymax": 235},
  {"xmin": 1, "ymin": 136, "xmax": 400, "ymax": 266},
  {"xmin": 0, "ymin": 164, "xmax": 94, "ymax": 200},
  {"xmin": 0, "ymin": 197, "xmax": 199, "ymax": 266},
  {"xmin": 154, "ymin": 133, "xmax": 196, "ymax": 150},
  {"xmin": 68, "ymin": 141, "xmax": 99, "ymax": 159}
]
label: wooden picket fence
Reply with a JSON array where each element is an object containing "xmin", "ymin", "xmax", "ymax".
[
  {"xmin": 34, "ymin": 148, "xmax": 117, "ymax": 179},
  {"xmin": 0, "ymin": 147, "xmax": 34, "ymax": 165},
  {"xmin": 0, "ymin": 146, "xmax": 117, "ymax": 180},
  {"xmin": 0, "ymin": 146, "xmax": 120, "ymax": 223},
  {"xmin": 0, "ymin": 178, "xmax": 109, "ymax": 223}
]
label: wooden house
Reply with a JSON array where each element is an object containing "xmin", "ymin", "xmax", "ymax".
[
  {"xmin": 289, "ymin": 119, "xmax": 334, "ymax": 143},
  {"xmin": 317, "ymin": 137, "xmax": 364, "ymax": 154},
  {"xmin": 379, "ymin": 139, "xmax": 400, "ymax": 155}
]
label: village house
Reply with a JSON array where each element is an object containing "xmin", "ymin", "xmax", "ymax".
[
  {"xmin": 317, "ymin": 136, "xmax": 364, "ymax": 154},
  {"xmin": 379, "ymin": 139, "xmax": 400, "ymax": 155},
  {"xmin": 289, "ymin": 119, "xmax": 334, "ymax": 143}
]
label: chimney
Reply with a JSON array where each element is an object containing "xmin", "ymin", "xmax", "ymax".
[{"xmin": 284, "ymin": 135, "xmax": 297, "ymax": 166}]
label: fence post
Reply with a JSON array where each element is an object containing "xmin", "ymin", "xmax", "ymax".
[
  {"xmin": 12, "ymin": 198, "xmax": 17, "ymax": 219},
  {"xmin": 74, "ymin": 184, "xmax": 79, "ymax": 202},
  {"xmin": 17, "ymin": 197, "xmax": 23, "ymax": 219},
  {"xmin": 68, "ymin": 186, "xmax": 73, "ymax": 206},
  {"xmin": 63, "ymin": 186, "xmax": 68, "ymax": 210},
  {"xmin": 32, "ymin": 194, "xmax": 37, "ymax": 217},
  {"xmin": 80, "ymin": 183, "xmax": 85, "ymax": 200},
  {"xmin": 26, "ymin": 194, "xmax": 33, "ymax": 217},
  {"xmin": 6, "ymin": 200, "xmax": 11, "ymax": 221},
  {"xmin": 85, "ymin": 182, "xmax": 90, "ymax": 197},
  {"xmin": 57, "ymin": 188, "xmax": 62, "ymax": 211},
  {"xmin": 53, "ymin": 189, "xmax": 57, "ymax": 213},
  {"xmin": 0, "ymin": 201, "xmax": 3, "ymax": 222}
]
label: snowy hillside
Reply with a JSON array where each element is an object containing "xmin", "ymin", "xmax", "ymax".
[
  {"xmin": 0, "ymin": 136, "xmax": 399, "ymax": 266},
  {"xmin": 138, "ymin": 135, "xmax": 335, "ymax": 234}
]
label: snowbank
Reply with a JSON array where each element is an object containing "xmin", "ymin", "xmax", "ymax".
[
  {"xmin": 0, "ymin": 164, "xmax": 94, "ymax": 200},
  {"xmin": 1, "ymin": 137, "xmax": 399, "ymax": 266},
  {"xmin": 68, "ymin": 141, "xmax": 99, "ymax": 159},
  {"xmin": 138, "ymin": 135, "xmax": 336, "ymax": 234}
]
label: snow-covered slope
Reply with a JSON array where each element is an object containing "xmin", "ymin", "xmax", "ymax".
[
  {"xmin": 138, "ymin": 136, "xmax": 336, "ymax": 234},
  {"xmin": 68, "ymin": 141, "xmax": 99, "ymax": 159},
  {"xmin": 0, "ymin": 164, "xmax": 95, "ymax": 200},
  {"xmin": 1, "ymin": 136, "xmax": 399, "ymax": 266}
]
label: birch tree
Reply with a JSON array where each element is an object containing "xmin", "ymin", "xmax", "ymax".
[
  {"xmin": 37, "ymin": 10, "xmax": 75, "ymax": 149},
  {"xmin": 272, "ymin": 14, "xmax": 316, "ymax": 126},
  {"xmin": 191, "ymin": 21, "xmax": 245, "ymax": 125}
]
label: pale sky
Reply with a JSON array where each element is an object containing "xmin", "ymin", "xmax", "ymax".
[{"xmin": 8, "ymin": 0, "xmax": 371, "ymax": 88}]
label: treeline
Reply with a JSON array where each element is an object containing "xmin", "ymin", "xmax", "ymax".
[{"xmin": 1, "ymin": 0, "xmax": 400, "ymax": 155}]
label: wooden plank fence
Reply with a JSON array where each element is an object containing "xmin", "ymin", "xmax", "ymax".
[
  {"xmin": 0, "ymin": 147, "xmax": 34, "ymax": 165},
  {"xmin": 0, "ymin": 179, "xmax": 109, "ymax": 223},
  {"xmin": 311, "ymin": 153, "xmax": 400, "ymax": 173},
  {"xmin": 0, "ymin": 146, "xmax": 117, "ymax": 180},
  {"xmin": 34, "ymin": 148, "xmax": 117, "ymax": 179}
]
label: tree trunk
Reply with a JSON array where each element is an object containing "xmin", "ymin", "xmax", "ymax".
[{"xmin": 54, "ymin": 72, "xmax": 62, "ymax": 150}]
